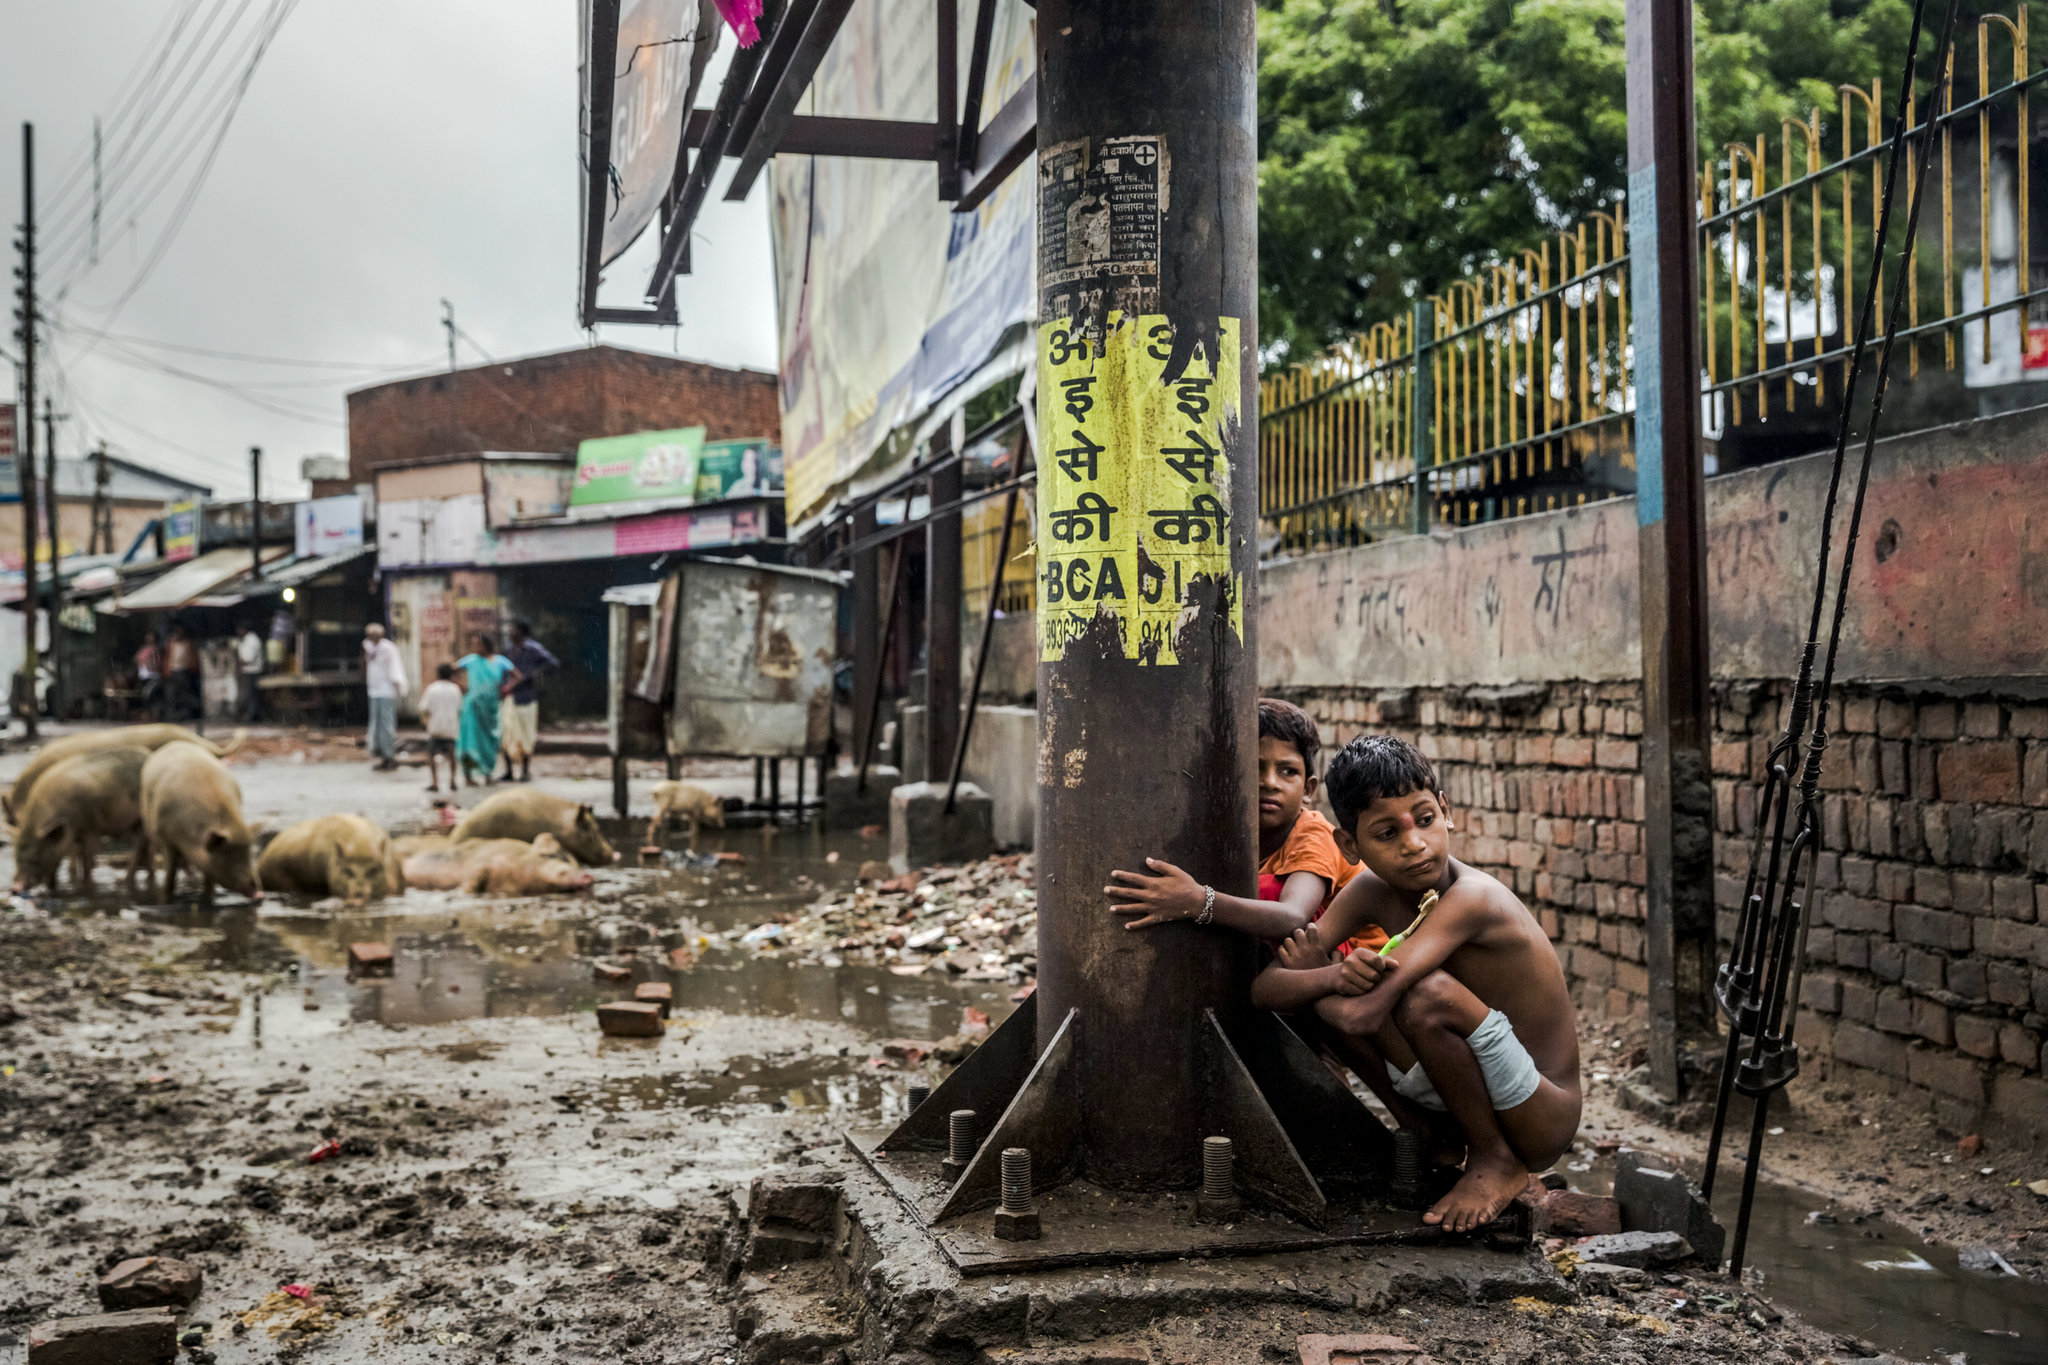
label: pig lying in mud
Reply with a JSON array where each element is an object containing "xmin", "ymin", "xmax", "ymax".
[
  {"xmin": 397, "ymin": 834, "xmax": 594, "ymax": 896},
  {"xmin": 4, "ymin": 723, "xmax": 242, "ymax": 824},
  {"xmin": 257, "ymin": 814, "xmax": 405, "ymax": 903},
  {"xmin": 138, "ymin": 741, "xmax": 263, "ymax": 905},
  {"xmin": 646, "ymin": 781, "xmax": 726, "ymax": 846},
  {"xmin": 11, "ymin": 746, "xmax": 150, "ymax": 894},
  {"xmin": 451, "ymin": 789, "xmax": 616, "ymax": 866}
]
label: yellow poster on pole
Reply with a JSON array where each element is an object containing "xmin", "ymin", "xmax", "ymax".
[{"xmin": 1035, "ymin": 312, "xmax": 1243, "ymax": 665}]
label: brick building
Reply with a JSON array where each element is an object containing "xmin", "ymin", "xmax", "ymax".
[
  {"xmin": 345, "ymin": 345, "xmax": 780, "ymax": 485},
  {"xmin": 1256, "ymin": 406, "xmax": 2048, "ymax": 1148}
]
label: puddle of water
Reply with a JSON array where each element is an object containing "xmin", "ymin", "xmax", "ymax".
[{"xmin": 1572, "ymin": 1149, "xmax": 2048, "ymax": 1364}]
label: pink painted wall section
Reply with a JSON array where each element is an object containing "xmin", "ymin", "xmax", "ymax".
[
  {"xmin": 1260, "ymin": 502, "xmax": 1641, "ymax": 690},
  {"xmin": 1260, "ymin": 407, "xmax": 2048, "ymax": 690}
]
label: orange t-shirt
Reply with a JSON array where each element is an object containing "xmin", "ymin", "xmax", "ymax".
[{"xmin": 1257, "ymin": 809, "xmax": 1389, "ymax": 955}]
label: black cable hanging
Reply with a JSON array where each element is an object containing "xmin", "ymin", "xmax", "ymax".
[{"xmin": 1698, "ymin": 0, "xmax": 1965, "ymax": 1281}]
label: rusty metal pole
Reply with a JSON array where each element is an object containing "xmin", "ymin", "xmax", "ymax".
[
  {"xmin": 1626, "ymin": 0, "xmax": 1717, "ymax": 1101},
  {"xmin": 850, "ymin": 504, "xmax": 881, "ymax": 782},
  {"xmin": 926, "ymin": 441, "xmax": 962, "ymax": 787},
  {"xmin": 1033, "ymin": 0, "xmax": 1259, "ymax": 1190}
]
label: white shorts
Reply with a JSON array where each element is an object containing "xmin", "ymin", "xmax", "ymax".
[
  {"xmin": 1386, "ymin": 1008, "xmax": 1543, "ymax": 1113},
  {"xmin": 502, "ymin": 701, "xmax": 539, "ymax": 758}
]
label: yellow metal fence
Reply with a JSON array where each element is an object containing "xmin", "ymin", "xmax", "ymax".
[{"xmin": 1260, "ymin": 9, "xmax": 2044, "ymax": 558}]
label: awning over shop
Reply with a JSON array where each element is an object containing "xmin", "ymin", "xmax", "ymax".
[
  {"xmin": 188, "ymin": 543, "xmax": 377, "ymax": 607},
  {"xmin": 108, "ymin": 546, "xmax": 292, "ymax": 613}
]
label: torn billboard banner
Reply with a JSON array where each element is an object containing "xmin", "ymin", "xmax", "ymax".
[
  {"xmin": 598, "ymin": 0, "xmax": 719, "ymax": 268},
  {"xmin": 773, "ymin": 0, "xmax": 1037, "ymax": 528}
]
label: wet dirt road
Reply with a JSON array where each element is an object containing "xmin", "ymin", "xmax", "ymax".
[{"xmin": 4, "ymin": 745, "xmax": 2045, "ymax": 1364}]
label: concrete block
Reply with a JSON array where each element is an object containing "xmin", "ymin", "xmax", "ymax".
[
  {"xmin": 890, "ymin": 780, "xmax": 994, "ymax": 872},
  {"xmin": 1613, "ymin": 1151, "xmax": 1726, "ymax": 1266},
  {"xmin": 596, "ymin": 1001, "xmax": 664, "ymax": 1037},
  {"xmin": 96, "ymin": 1257, "xmax": 201, "ymax": 1311},
  {"xmin": 747, "ymin": 1174, "xmax": 843, "ymax": 1233},
  {"xmin": 633, "ymin": 981, "xmax": 672, "ymax": 1017},
  {"xmin": 962, "ymin": 704, "xmax": 1038, "ymax": 849},
  {"xmin": 1569, "ymin": 1229, "xmax": 1693, "ymax": 1267},
  {"xmin": 28, "ymin": 1309, "xmax": 176, "ymax": 1365},
  {"xmin": 593, "ymin": 961, "xmax": 631, "ymax": 983},
  {"xmin": 823, "ymin": 764, "xmax": 900, "ymax": 831}
]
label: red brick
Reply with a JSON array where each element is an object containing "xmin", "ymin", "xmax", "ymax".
[
  {"xmin": 1920, "ymin": 702, "xmax": 1960, "ymax": 740},
  {"xmin": 1596, "ymin": 738, "xmax": 1639, "ymax": 770},
  {"xmin": 346, "ymin": 345, "xmax": 779, "ymax": 484},
  {"xmin": 1553, "ymin": 736, "xmax": 1594, "ymax": 767},
  {"xmin": 1939, "ymin": 742, "xmax": 2022, "ymax": 805},
  {"xmin": 347, "ymin": 942, "xmax": 394, "ymax": 975},
  {"xmin": 633, "ymin": 981, "xmax": 673, "ymax": 1017},
  {"xmin": 1964, "ymin": 702, "xmax": 2004, "ymax": 738},
  {"xmin": 597, "ymin": 1001, "xmax": 665, "ymax": 1037},
  {"xmin": 1537, "ymin": 1190, "xmax": 1622, "ymax": 1236},
  {"xmin": 1998, "ymin": 1022, "xmax": 2040, "ymax": 1070}
]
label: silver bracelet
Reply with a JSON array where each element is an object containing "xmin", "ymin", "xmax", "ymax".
[{"xmin": 1196, "ymin": 884, "xmax": 1216, "ymax": 926}]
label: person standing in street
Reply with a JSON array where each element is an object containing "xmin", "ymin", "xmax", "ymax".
[
  {"xmin": 236, "ymin": 622, "xmax": 265, "ymax": 723},
  {"xmin": 499, "ymin": 618, "xmax": 558, "ymax": 784},
  {"xmin": 363, "ymin": 623, "xmax": 406, "ymax": 772},
  {"xmin": 165, "ymin": 625, "xmax": 203, "ymax": 730}
]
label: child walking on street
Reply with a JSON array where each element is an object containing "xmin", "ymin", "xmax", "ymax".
[
  {"xmin": 420, "ymin": 663, "xmax": 462, "ymax": 794},
  {"xmin": 1252, "ymin": 735, "xmax": 1582, "ymax": 1233},
  {"xmin": 1106, "ymin": 698, "xmax": 1362, "ymax": 940}
]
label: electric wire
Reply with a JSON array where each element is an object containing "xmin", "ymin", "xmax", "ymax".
[{"xmin": 40, "ymin": 0, "xmax": 211, "ymax": 215}]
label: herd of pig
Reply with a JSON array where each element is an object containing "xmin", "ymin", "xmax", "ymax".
[{"xmin": 3, "ymin": 724, "xmax": 616, "ymax": 904}]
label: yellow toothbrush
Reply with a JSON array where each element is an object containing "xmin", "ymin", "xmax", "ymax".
[{"xmin": 1378, "ymin": 889, "xmax": 1439, "ymax": 957}]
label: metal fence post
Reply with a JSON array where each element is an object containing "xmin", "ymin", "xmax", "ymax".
[{"xmin": 1408, "ymin": 299, "xmax": 1434, "ymax": 534}]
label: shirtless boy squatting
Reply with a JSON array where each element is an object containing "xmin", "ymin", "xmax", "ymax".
[{"xmin": 1252, "ymin": 735, "xmax": 1583, "ymax": 1232}]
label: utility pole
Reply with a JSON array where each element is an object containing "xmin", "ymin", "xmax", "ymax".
[
  {"xmin": 42, "ymin": 395, "xmax": 62, "ymax": 718},
  {"xmin": 925, "ymin": 423, "xmax": 961, "ymax": 785},
  {"xmin": 1031, "ymin": 0, "xmax": 1262, "ymax": 1190},
  {"xmin": 1626, "ymin": 0, "xmax": 1717, "ymax": 1100},
  {"xmin": 249, "ymin": 446, "xmax": 263, "ymax": 578},
  {"xmin": 442, "ymin": 299, "xmax": 457, "ymax": 372},
  {"xmin": 90, "ymin": 444, "xmax": 110, "ymax": 555},
  {"xmin": 13, "ymin": 122, "xmax": 38, "ymax": 740}
]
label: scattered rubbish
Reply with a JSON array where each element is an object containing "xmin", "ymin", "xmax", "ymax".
[
  {"xmin": 2027, "ymin": 1179, "xmax": 2048, "ymax": 1199},
  {"xmin": 281, "ymin": 1284, "xmax": 313, "ymax": 1299},
  {"xmin": 633, "ymin": 981, "xmax": 673, "ymax": 1017},
  {"xmin": 242, "ymin": 1284, "xmax": 341, "ymax": 1346},
  {"xmin": 1861, "ymin": 1251, "xmax": 1936, "ymax": 1273},
  {"xmin": 593, "ymin": 961, "xmax": 632, "ymax": 983},
  {"xmin": 739, "ymin": 923, "xmax": 784, "ymax": 947},
  {"xmin": 117, "ymin": 992, "xmax": 177, "ymax": 1009},
  {"xmin": 597, "ymin": 1001, "xmax": 664, "ymax": 1037},
  {"xmin": 98, "ymin": 1256, "xmax": 203, "ymax": 1311},
  {"xmin": 859, "ymin": 823, "xmax": 883, "ymax": 839},
  {"xmin": 1958, "ymin": 1243, "xmax": 2020, "ymax": 1276},
  {"xmin": 715, "ymin": 851, "xmax": 745, "ymax": 863},
  {"xmin": 959, "ymin": 1005, "xmax": 990, "ymax": 1038},
  {"xmin": 1958, "ymin": 1134, "xmax": 1984, "ymax": 1158},
  {"xmin": 1010, "ymin": 983, "xmax": 1035, "ymax": 1001},
  {"xmin": 305, "ymin": 1139, "xmax": 343, "ymax": 1164},
  {"xmin": 667, "ymin": 944, "xmax": 697, "ymax": 971},
  {"xmin": 825, "ymin": 850, "xmax": 840, "ymax": 862}
]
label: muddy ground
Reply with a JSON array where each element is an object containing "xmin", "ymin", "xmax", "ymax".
[{"xmin": 2, "ymin": 740, "xmax": 2045, "ymax": 1364}]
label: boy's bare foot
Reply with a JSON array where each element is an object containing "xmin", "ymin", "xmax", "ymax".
[{"xmin": 1423, "ymin": 1147, "xmax": 1526, "ymax": 1233}]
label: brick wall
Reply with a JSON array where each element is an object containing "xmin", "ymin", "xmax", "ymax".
[
  {"xmin": 346, "ymin": 345, "xmax": 780, "ymax": 484},
  {"xmin": 1278, "ymin": 678, "xmax": 2048, "ymax": 1146}
]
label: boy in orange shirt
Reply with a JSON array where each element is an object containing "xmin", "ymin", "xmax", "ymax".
[{"xmin": 1107, "ymin": 698, "xmax": 1373, "ymax": 944}]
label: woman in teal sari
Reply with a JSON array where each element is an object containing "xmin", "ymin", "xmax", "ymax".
[{"xmin": 455, "ymin": 632, "xmax": 513, "ymax": 786}]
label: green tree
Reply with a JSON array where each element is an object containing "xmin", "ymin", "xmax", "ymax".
[{"xmin": 1257, "ymin": 0, "xmax": 1959, "ymax": 367}]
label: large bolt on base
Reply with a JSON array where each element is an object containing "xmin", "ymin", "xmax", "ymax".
[
  {"xmin": 1390, "ymin": 1127, "xmax": 1427, "ymax": 1209},
  {"xmin": 907, "ymin": 1082, "xmax": 931, "ymax": 1112},
  {"xmin": 1194, "ymin": 1135, "xmax": 1242, "ymax": 1223},
  {"xmin": 941, "ymin": 1108, "xmax": 978, "ymax": 1180},
  {"xmin": 992, "ymin": 1146, "xmax": 1041, "ymax": 1241}
]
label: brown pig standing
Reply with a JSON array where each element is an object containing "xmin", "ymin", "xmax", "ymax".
[
  {"xmin": 4, "ymin": 723, "xmax": 242, "ymax": 823},
  {"xmin": 399, "ymin": 834, "xmax": 595, "ymax": 895},
  {"xmin": 138, "ymin": 741, "xmax": 264, "ymax": 905},
  {"xmin": 257, "ymin": 814, "xmax": 405, "ymax": 903},
  {"xmin": 10, "ymin": 746, "xmax": 151, "ymax": 894},
  {"xmin": 450, "ymin": 789, "xmax": 616, "ymax": 866}
]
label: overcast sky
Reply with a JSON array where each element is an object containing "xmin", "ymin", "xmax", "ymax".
[{"xmin": 0, "ymin": 1, "xmax": 780, "ymax": 499}]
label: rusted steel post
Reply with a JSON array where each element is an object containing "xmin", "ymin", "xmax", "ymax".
[
  {"xmin": 1033, "ymin": 0, "xmax": 1260, "ymax": 1190},
  {"xmin": 926, "ymin": 444, "xmax": 963, "ymax": 786},
  {"xmin": 1626, "ymin": 0, "xmax": 1717, "ymax": 1101},
  {"xmin": 850, "ymin": 504, "xmax": 881, "ymax": 781}
]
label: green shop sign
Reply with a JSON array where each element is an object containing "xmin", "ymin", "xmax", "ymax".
[{"xmin": 569, "ymin": 426, "xmax": 707, "ymax": 507}]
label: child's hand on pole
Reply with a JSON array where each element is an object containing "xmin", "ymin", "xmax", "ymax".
[
  {"xmin": 1105, "ymin": 857, "xmax": 1203, "ymax": 929},
  {"xmin": 1336, "ymin": 950, "xmax": 1394, "ymax": 997}
]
